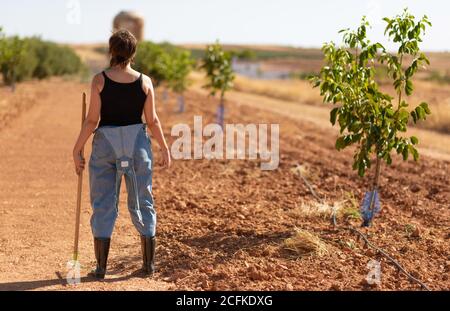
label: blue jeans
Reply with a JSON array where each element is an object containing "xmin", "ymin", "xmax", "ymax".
[{"xmin": 89, "ymin": 123, "xmax": 156, "ymax": 238}]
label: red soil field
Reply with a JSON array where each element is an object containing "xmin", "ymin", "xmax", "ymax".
[{"xmin": 0, "ymin": 78, "xmax": 448, "ymax": 290}]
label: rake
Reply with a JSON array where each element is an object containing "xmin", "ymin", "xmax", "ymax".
[{"xmin": 67, "ymin": 92, "xmax": 86, "ymax": 285}]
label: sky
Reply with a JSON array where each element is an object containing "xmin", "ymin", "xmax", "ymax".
[{"xmin": 1, "ymin": 0, "xmax": 449, "ymax": 51}]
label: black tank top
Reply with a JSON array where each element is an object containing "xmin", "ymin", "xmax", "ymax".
[{"xmin": 98, "ymin": 71, "xmax": 147, "ymax": 127}]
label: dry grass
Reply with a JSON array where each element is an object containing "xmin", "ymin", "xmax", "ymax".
[
  {"xmin": 404, "ymin": 80, "xmax": 450, "ymax": 134},
  {"xmin": 286, "ymin": 187, "xmax": 360, "ymax": 222},
  {"xmin": 190, "ymin": 72, "xmax": 450, "ymax": 159},
  {"xmin": 70, "ymin": 44, "xmax": 107, "ymax": 62},
  {"xmin": 70, "ymin": 44, "xmax": 108, "ymax": 74},
  {"xmin": 233, "ymin": 75, "xmax": 321, "ymax": 105},
  {"xmin": 282, "ymin": 228, "xmax": 329, "ymax": 257},
  {"xmin": 300, "ymin": 200, "xmax": 343, "ymax": 216},
  {"xmin": 419, "ymin": 101, "xmax": 450, "ymax": 133},
  {"xmin": 232, "ymin": 74, "xmax": 450, "ymax": 134}
]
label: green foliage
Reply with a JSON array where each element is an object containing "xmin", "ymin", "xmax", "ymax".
[
  {"xmin": 26, "ymin": 38, "xmax": 83, "ymax": 79},
  {"xmin": 164, "ymin": 50, "xmax": 194, "ymax": 94},
  {"xmin": 200, "ymin": 41, "xmax": 235, "ymax": 98},
  {"xmin": 0, "ymin": 29, "xmax": 83, "ymax": 86},
  {"xmin": 134, "ymin": 41, "xmax": 194, "ymax": 91},
  {"xmin": 134, "ymin": 41, "xmax": 167, "ymax": 86},
  {"xmin": 0, "ymin": 27, "xmax": 5, "ymax": 64},
  {"xmin": 380, "ymin": 10, "xmax": 432, "ymax": 96},
  {"xmin": 0, "ymin": 27, "xmax": 4, "ymax": 67},
  {"xmin": 0, "ymin": 36, "xmax": 29, "ymax": 84},
  {"xmin": 311, "ymin": 9, "xmax": 431, "ymax": 178}
]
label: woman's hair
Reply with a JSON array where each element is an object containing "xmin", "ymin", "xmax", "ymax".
[{"xmin": 108, "ymin": 29, "xmax": 137, "ymax": 68}]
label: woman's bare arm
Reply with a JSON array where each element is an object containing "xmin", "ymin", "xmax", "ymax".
[
  {"xmin": 72, "ymin": 74, "xmax": 103, "ymax": 174},
  {"xmin": 142, "ymin": 75, "xmax": 171, "ymax": 168}
]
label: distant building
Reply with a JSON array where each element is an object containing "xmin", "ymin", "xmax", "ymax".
[{"xmin": 112, "ymin": 11, "xmax": 145, "ymax": 41}]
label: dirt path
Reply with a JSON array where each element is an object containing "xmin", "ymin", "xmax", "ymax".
[
  {"xmin": 0, "ymin": 78, "xmax": 448, "ymax": 291},
  {"xmin": 191, "ymin": 82, "xmax": 450, "ymax": 162},
  {"xmin": 0, "ymin": 79, "xmax": 170, "ymax": 290}
]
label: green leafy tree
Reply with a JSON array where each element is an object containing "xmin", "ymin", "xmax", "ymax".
[
  {"xmin": 134, "ymin": 42, "xmax": 168, "ymax": 87},
  {"xmin": 164, "ymin": 50, "xmax": 194, "ymax": 112},
  {"xmin": 135, "ymin": 41, "xmax": 194, "ymax": 107},
  {"xmin": 0, "ymin": 31, "xmax": 83, "ymax": 88},
  {"xmin": 200, "ymin": 41, "xmax": 235, "ymax": 127},
  {"xmin": 26, "ymin": 38, "xmax": 83, "ymax": 79},
  {"xmin": 0, "ymin": 36, "xmax": 28, "ymax": 90},
  {"xmin": 310, "ymin": 9, "xmax": 431, "ymax": 226}
]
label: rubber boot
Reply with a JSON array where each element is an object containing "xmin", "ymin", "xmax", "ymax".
[
  {"xmin": 140, "ymin": 236, "xmax": 156, "ymax": 275},
  {"xmin": 89, "ymin": 238, "xmax": 110, "ymax": 279}
]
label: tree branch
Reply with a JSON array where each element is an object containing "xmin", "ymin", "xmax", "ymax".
[
  {"xmin": 347, "ymin": 227, "xmax": 431, "ymax": 291},
  {"xmin": 297, "ymin": 170, "xmax": 431, "ymax": 291}
]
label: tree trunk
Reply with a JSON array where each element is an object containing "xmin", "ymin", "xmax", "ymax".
[
  {"xmin": 11, "ymin": 69, "xmax": 16, "ymax": 93},
  {"xmin": 373, "ymin": 156, "xmax": 381, "ymax": 189},
  {"xmin": 162, "ymin": 88, "xmax": 168, "ymax": 104},
  {"xmin": 177, "ymin": 94, "xmax": 185, "ymax": 113},
  {"xmin": 361, "ymin": 157, "xmax": 383, "ymax": 227},
  {"xmin": 217, "ymin": 95, "xmax": 225, "ymax": 128},
  {"xmin": 368, "ymin": 156, "xmax": 381, "ymax": 222}
]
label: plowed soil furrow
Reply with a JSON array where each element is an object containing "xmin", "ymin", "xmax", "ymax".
[{"xmin": 0, "ymin": 78, "xmax": 448, "ymax": 291}]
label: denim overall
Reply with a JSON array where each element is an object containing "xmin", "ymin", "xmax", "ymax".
[{"xmin": 89, "ymin": 123, "xmax": 156, "ymax": 238}]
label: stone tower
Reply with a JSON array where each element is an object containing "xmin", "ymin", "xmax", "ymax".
[{"xmin": 112, "ymin": 11, "xmax": 145, "ymax": 42}]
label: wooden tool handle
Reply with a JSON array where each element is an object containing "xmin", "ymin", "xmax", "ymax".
[{"xmin": 73, "ymin": 92, "xmax": 86, "ymax": 261}]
